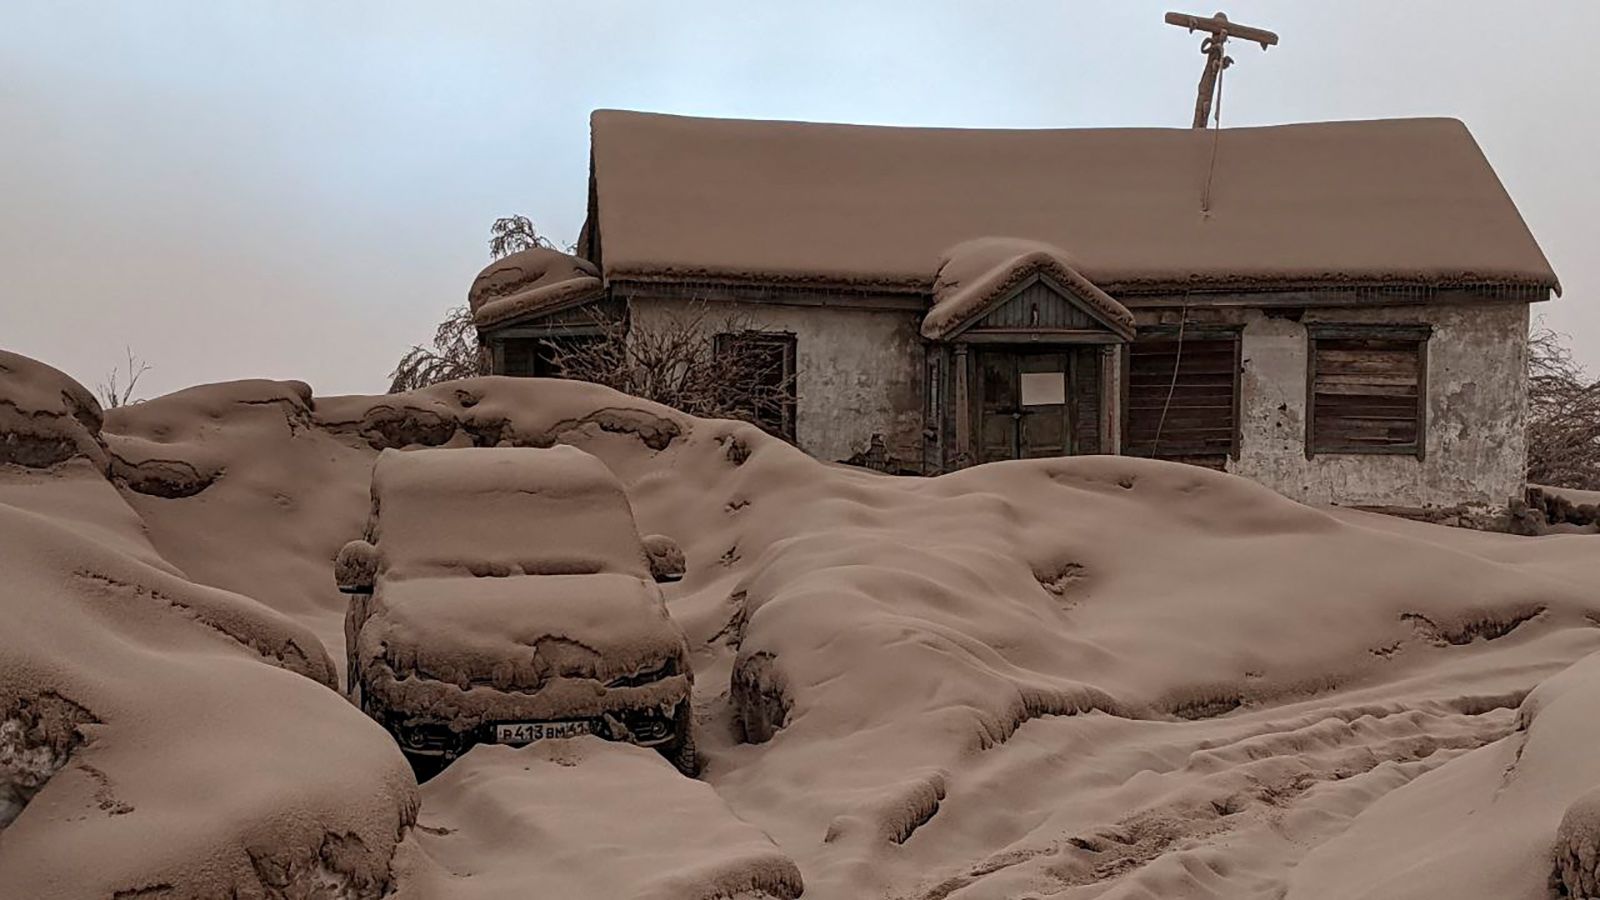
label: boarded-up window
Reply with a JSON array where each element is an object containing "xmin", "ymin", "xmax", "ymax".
[
  {"xmin": 1307, "ymin": 325, "xmax": 1429, "ymax": 458},
  {"xmin": 714, "ymin": 332, "xmax": 798, "ymax": 442},
  {"xmin": 1124, "ymin": 329, "xmax": 1240, "ymax": 466}
]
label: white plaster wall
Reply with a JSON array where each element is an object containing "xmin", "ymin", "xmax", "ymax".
[
  {"xmin": 627, "ymin": 297, "xmax": 925, "ymax": 466},
  {"xmin": 1229, "ymin": 301, "xmax": 1529, "ymax": 511}
]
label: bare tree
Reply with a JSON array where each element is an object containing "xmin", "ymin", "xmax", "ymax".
[
  {"xmin": 488, "ymin": 215, "xmax": 556, "ymax": 259},
  {"xmin": 393, "ymin": 218, "xmax": 783, "ymax": 410},
  {"xmin": 1525, "ymin": 320, "xmax": 1600, "ymax": 490},
  {"xmin": 549, "ymin": 304, "xmax": 795, "ymax": 436},
  {"xmin": 386, "ymin": 215, "xmax": 563, "ymax": 392},
  {"xmin": 97, "ymin": 347, "xmax": 151, "ymax": 409},
  {"xmin": 386, "ymin": 305, "xmax": 491, "ymax": 394}
]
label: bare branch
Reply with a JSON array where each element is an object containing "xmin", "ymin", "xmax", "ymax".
[
  {"xmin": 388, "ymin": 211, "xmax": 568, "ymax": 391},
  {"xmin": 1526, "ymin": 318, "xmax": 1600, "ymax": 490},
  {"xmin": 97, "ymin": 346, "xmax": 151, "ymax": 409},
  {"xmin": 387, "ymin": 305, "xmax": 490, "ymax": 393},
  {"xmin": 488, "ymin": 215, "xmax": 557, "ymax": 259},
  {"xmin": 547, "ymin": 301, "xmax": 796, "ymax": 437}
]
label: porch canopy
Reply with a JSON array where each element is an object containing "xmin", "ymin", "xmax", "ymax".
[
  {"xmin": 469, "ymin": 248, "xmax": 605, "ymax": 330},
  {"xmin": 923, "ymin": 238, "xmax": 1135, "ymax": 343}
]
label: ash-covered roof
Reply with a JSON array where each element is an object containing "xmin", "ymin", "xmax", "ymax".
[
  {"xmin": 468, "ymin": 247, "xmax": 604, "ymax": 329},
  {"xmin": 589, "ymin": 110, "xmax": 1559, "ymax": 296},
  {"xmin": 924, "ymin": 238, "xmax": 1135, "ymax": 341}
]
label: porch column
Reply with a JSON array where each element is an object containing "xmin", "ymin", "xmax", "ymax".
[
  {"xmin": 489, "ymin": 336, "xmax": 506, "ymax": 376},
  {"xmin": 1101, "ymin": 344, "xmax": 1121, "ymax": 454},
  {"xmin": 952, "ymin": 344, "xmax": 971, "ymax": 464}
]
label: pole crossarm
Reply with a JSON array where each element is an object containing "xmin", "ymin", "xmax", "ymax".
[
  {"xmin": 1163, "ymin": 11, "xmax": 1278, "ymax": 49},
  {"xmin": 1164, "ymin": 11, "xmax": 1277, "ymax": 129}
]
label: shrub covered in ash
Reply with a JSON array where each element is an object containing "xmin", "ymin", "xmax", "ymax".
[
  {"xmin": 1511, "ymin": 486, "xmax": 1600, "ymax": 535},
  {"xmin": 1527, "ymin": 324, "xmax": 1600, "ymax": 492}
]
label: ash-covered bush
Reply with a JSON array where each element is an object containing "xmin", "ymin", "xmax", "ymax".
[
  {"xmin": 0, "ymin": 694, "xmax": 96, "ymax": 830},
  {"xmin": 1554, "ymin": 786, "xmax": 1600, "ymax": 899},
  {"xmin": 1527, "ymin": 324, "xmax": 1600, "ymax": 491}
]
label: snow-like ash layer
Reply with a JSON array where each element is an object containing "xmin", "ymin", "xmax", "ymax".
[
  {"xmin": 1556, "ymin": 785, "xmax": 1600, "ymax": 899},
  {"xmin": 466, "ymin": 247, "xmax": 604, "ymax": 329},
  {"xmin": 590, "ymin": 110, "xmax": 1559, "ymax": 293},
  {"xmin": 368, "ymin": 445, "xmax": 656, "ymax": 581},
  {"xmin": 1272, "ymin": 641, "xmax": 1600, "ymax": 900},
  {"xmin": 28, "ymin": 356, "xmax": 1600, "ymax": 900},
  {"xmin": 923, "ymin": 237, "xmax": 1135, "ymax": 340},
  {"xmin": 403, "ymin": 738, "xmax": 803, "ymax": 899},
  {"xmin": 0, "ymin": 363, "xmax": 420, "ymax": 898},
  {"xmin": 0, "ymin": 693, "xmax": 98, "ymax": 829},
  {"xmin": 358, "ymin": 573, "xmax": 691, "ymax": 727},
  {"xmin": 0, "ymin": 349, "xmax": 108, "ymax": 470}
]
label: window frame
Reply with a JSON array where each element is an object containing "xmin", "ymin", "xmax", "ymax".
[
  {"xmin": 1304, "ymin": 323, "xmax": 1431, "ymax": 460},
  {"xmin": 1121, "ymin": 324, "xmax": 1243, "ymax": 463},
  {"xmin": 713, "ymin": 330, "xmax": 798, "ymax": 443}
]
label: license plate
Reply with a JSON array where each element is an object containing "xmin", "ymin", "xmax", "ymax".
[{"xmin": 493, "ymin": 720, "xmax": 596, "ymax": 744}]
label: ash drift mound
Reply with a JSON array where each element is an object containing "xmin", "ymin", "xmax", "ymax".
[
  {"xmin": 7, "ymin": 348, "xmax": 1600, "ymax": 899},
  {"xmin": 0, "ymin": 351, "xmax": 418, "ymax": 899}
]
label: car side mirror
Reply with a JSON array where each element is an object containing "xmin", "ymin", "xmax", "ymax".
[
  {"xmin": 642, "ymin": 534, "xmax": 685, "ymax": 584},
  {"xmin": 335, "ymin": 539, "xmax": 379, "ymax": 594}
]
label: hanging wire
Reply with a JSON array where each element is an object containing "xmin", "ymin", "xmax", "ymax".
[
  {"xmin": 1151, "ymin": 296, "xmax": 1191, "ymax": 457},
  {"xmin": 1199, "ymin": 54, "xmax": 1228, "ymax": 213}
]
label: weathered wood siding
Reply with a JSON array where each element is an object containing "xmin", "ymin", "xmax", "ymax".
[
  {"xmin": 980, "ymin": 280, "xmax": 1101, "ymax": 330},
  {"xmin": 1070, "ymin": 347, "xmax": 1101, "ymax": 455},
  {"xmin": 1307, "ymin": 327, "xmax": 1428, "ymax": 457},
  {"xmin": 1123, "ymin": 331, "xmax": 1239, "ymax": 462}
]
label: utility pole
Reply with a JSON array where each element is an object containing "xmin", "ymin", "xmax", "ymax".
[{"xmin": 1165, "ymin": 11, "xmax": 1278, "ymax": 128}]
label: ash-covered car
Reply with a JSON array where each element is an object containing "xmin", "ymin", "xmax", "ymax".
[{"xmin": 335, "ymin": 445, "xmax": 694, "ymax": 777}]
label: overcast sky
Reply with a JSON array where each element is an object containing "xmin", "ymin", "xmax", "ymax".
[{"xmin": 3, "ymin": 1, "xmax": 1596, "ymax": 400}]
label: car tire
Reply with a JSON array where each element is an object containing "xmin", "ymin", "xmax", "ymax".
[{"xmin": 662, "ymin": 702, "xmax": 698, "ymax": 777}]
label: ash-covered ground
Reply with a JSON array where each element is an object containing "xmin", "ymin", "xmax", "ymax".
[{"xmin": 4, "ymin": 347, "xmax": 1600, "ymax": 900}]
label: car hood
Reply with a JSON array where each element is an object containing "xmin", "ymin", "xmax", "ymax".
[{"xmin": 357, "ymin": 572, "xmax": 690, "ymax": 694}]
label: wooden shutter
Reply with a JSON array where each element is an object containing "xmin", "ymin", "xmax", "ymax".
[
  {"xmin": 1307, "ymin": 325, "xmax": 1428, "ymax": 458},
  {"xmin": 1124, "ymin": 330, "xmax": 1240, "ymax": 466}
]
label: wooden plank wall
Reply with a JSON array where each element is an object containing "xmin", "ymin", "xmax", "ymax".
[
  {"xmin": 1124, "ymin": 333, "xmax": 1239, "ymax": 462},
  {"xmin": 1070, "ymin": 347, "xmax": 1101, "ymax": 455},
  {"xmin": 983, "ymin": 281, "xmax": 1099, "ymax": 330},
  {"xmin": 1308, "ymin": 335, "xmax": 1426, "ymax": 456}
]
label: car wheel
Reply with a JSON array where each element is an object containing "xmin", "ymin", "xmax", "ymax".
[{"xmin": 662, "ymin": 702, "xmax": 698, "ymax": 777}]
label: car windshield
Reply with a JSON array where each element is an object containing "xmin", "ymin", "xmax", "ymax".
[{"xmin": 370, "ymin": 446, "xmax": 652, "ymax": 581}]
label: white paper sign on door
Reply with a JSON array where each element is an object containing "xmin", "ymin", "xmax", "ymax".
[{"xmin": 1020, "ymin": 372, "xmax": 1066, "ymax": 406}]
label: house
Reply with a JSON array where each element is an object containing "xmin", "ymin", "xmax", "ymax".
[{"xmin": 468, "ymin": 110, "xmax": 1560, "ymax": 514}]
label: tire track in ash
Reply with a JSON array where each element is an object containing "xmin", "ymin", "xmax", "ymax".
[{"xmin": 898, "ymin": 690, "xmax": 1521, "ymax": 900}]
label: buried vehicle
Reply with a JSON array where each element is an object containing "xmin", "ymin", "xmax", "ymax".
[{"xmin": 335, "ymin": 445, "xmax": 695, "ymax": 777}]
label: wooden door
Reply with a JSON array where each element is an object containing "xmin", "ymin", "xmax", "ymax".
[
  {"xmin": 977, "ymin": 351, "xmax": 1020, "ymax": 463},
  {"xmin": 976, "ymin": 350, "xmax": 1071, "ymax": 462},
  {"xmin": 1018, "ymin": 353, "xmax": 1070, "ymax": 458}
]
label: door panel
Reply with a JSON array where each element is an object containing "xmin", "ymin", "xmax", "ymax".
[
  {"xmin": 976, "ymin": 350, "xmax": 1072, "ymax": 461},
  {"xmin": 978, "ymin": 352, "xmax": 1018, "ymax": 463},
  {"xmin": 1018, "ymin": 353, "xmax": 1069, "ymax": 458}
]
